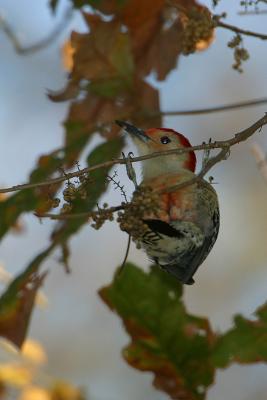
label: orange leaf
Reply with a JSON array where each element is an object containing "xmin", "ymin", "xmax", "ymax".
[{"xmin": 61, "ymin": 40, "xmax": 75, "ymax": 72}]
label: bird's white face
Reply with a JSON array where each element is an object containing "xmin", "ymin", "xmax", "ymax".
[
  {"xmin": 130, "ymin": 127, "xmax": 196, "ymax": 179},
  {"xmin": 115, "ymin": 121, "xmax": 196, "ymax": 179}
]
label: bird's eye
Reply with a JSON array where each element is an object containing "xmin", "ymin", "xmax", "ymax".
[{"xmin": 160, "ymin": 136, "xmax": 171, "ymax": 144}]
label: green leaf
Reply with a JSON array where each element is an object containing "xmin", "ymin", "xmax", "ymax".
[
  {"xmin": 89, "ymin": 78, "xmax": 130, "ymax": 99},
  {"xmin": 86, "ymin": 136, "xmax": 123, "ymax": 169},
  {"xmin": 99, "ymin": 263, "xmax": 216, "ymax": 400},
  {"xmin": 64, "ymin": 121, "xmax": 94, "ymax": 167},
  {"xmin": 0, "ymin": 246, "xmax": 52, "ymax": 348},
  {"xmin": 0, "ymin": 153, "xmax": 63, "ymax": 240},
  {"xmin": 109, "ymin": 32, "xmax": 134, "ymax": 81},
  {"xmin": 213, "ymin": 303, "xmax": 267, "ymax": 367}
]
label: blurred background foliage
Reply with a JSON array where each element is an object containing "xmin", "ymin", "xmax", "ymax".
[{"xmin": 0, "ymin": 0, "xmax": 267, "ymax": 399}]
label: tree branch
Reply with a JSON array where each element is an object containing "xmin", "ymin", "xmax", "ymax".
[
  {"xmin": 214, "ymin": 18, "xmax": 267, "ymax": 40},
  {"xmin": 35, "ymin": 205, "xmax": 124, "ymax": 220},
  {"xmin": 155, "ymin": 97, "xmax": 267, "ymax": 117},
  {"xmin": 1, "ymin": 114, "xmax": 267, "ymax": 195},
  {"xmin": 0, "ymin": 7, "xmax": 73, "ymax": 55}
]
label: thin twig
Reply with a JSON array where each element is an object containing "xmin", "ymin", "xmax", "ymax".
[
  {"xmin": 34, "ymin": 205, "xmax": 124, "ymax": 220},
  {"xmin": 0, "ymin": 7, "xmax": 73, "ymax": 54},
  {"xmin": 118, "ymin": 235, "xmax": 132, "ymax": 275},
  {"xmin": 107, "ymin": 172, "xmax": 128, "ymax": 203},
  {"xmin": 154, "ymin": 97, "xmax": 267, "ymax": 117},
  {"xmin": 238, "ymin": 9, "xmax": 267, "ymax": 15},
  {"xmin": 214, "ymin": 18, "xmax": 267, "ymax": 40},
  {"xmin": 1, "ymin": 114, "xmax": 267, "ymax": 194}
]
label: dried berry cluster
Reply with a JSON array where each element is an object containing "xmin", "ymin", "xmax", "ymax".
[
  {"xmin": 228, "ymin": 34, "xmax": 249, "ymax": 72},
  {"xmin": 240, "ymin": 0, "xmax": 267, "ymax": 9},
  {"xmin": 117, "ymin": 186, "xmax": 160, "ymax": 248},
  {"xmin": 60, "ymin": 175, "xmax": 90, "ymax": 213},
  {"xmin": 181, "ymin": 7, "xmax": 214, "ymax": 55},
  {"xmin": 90, "ymin": 203, "xmax": 114, "ymax": 230},
  {"xmin": 44, "ymin": 171, "xmax": 90, "ymax": 214}
]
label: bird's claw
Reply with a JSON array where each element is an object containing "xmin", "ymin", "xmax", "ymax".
[
  {"xmin": 122, "ymin": 151, "xmax": 138, "ymax": 189},
  {"xmin": 202, "ymin": 138, "xmax": 212, "ymax": 168}
]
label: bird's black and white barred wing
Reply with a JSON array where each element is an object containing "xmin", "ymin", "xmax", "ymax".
[
  {"xmin": 164, "ymin": 207, "xmax": 219, "ymax": 284},
  {"xmin": 143, "ymin": 204, "xmax": 220, "ymax": 285}
]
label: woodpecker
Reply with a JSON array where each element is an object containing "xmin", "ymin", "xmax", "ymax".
[{"xmin": 116, "ymin": 120, "xmax": 219, "ymax": 285}]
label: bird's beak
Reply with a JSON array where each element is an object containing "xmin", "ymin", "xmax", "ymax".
[{"xmin": 115, "ymin": 120, "xmax": 150, "ymax": 142}]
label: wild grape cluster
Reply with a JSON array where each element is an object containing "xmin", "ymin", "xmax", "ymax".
[
  {"xmin": 117, "ymin": 186, "xmax": 160, "ymax": 248},
  {"xmin": 181, "ymin": 7, "xmax": 214, "ymax": 55},
  {"xmin": 228, "ymin": 34, "xmax": 249, "ymax": 72}
]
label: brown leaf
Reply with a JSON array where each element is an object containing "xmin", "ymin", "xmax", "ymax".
[
  {"xmin": 137, "ymin": 18, "xmax": 183, "ymax": 80},
  {"xmin": 71, "ymin": 14, "xmax": 133, "ymax": 82},
  {"xmin": 48, "ymin": 79, "xmax": 80, "ymax": 102},
  {"xmin": 121, "ymin": 0, "xmax": 165, "ymax": 30},
  {"xmin": 132, "ymin": 80, "xmax": 161, "ymax": 127},
  {"xmin": 131, "ymin": 15, "xmax": 161, "ymax": 63},
  {"xmin": 129, "ymin": 0, "xmax": 213, "ymax": 80},
  {"xmin": 81, "ymin": 1, "xmax": 119, "ymax": 16},
  {"xmin": 0, "ymin": 270, "xmax": 47, "ymax": 348},
  {"xmin": 81, "ymin": 0, "xmax": 165, "ymax": 25},
  {"xmin": 65, "ymin": 93, "xmax": 128, "ymax": 144}
]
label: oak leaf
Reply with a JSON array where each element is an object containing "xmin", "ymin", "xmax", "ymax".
[
  {"xmin": 213, "ymin": 303, "xmax": 267, "ymax": 367},
  {"xmin": 100, "ymin": 263, "xmax": 216, "ymax": 400}
]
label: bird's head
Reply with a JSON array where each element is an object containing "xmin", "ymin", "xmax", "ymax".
[{"xmin": 116, "ymin": 120, "xmax": 196, "ymax": 179}]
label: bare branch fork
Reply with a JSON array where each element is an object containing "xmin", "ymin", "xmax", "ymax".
[
  {"xmin": 1, "ymin": 115, "xmax": 267, "ymax": 197},
  {"xmin": 33, "ymin": 114, "xmax": 267, "ymax": 220},
  {"xmin": 0, "ymin": 7, "xmax": 73, "ymax": 55}
]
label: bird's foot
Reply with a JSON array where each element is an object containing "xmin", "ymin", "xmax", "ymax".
[
  {"xmin": 202, "ymin": 138, "xmax": 212, "ymax": 168},
  {"xmin": 122, "ymin": 151, "xmax": 138, "ymax": 189}
]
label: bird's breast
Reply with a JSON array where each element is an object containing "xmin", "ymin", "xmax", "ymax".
[{"xmin": 141, "ymin": 172, "xmax": 198, "ymax": 223}]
